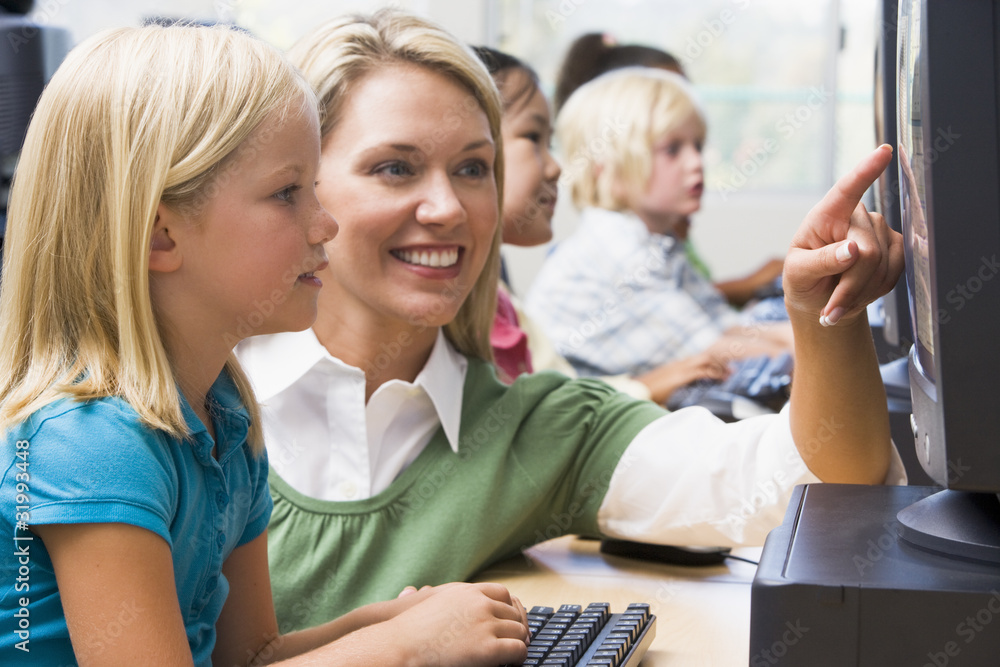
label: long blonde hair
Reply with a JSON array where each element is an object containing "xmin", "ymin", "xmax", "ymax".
[
  {"xmin": 288, "ymin": 8, "xmax": 503, "ymax": 361},
  {"xmin": 557, "ymin": 67, "xmax": 707, "ymax": 212},
  {"xmin": 0, "ymin": 25, "xmax": 315, "ymax": 453}
]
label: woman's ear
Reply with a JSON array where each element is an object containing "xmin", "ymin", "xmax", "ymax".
[{"xmin": 149, "ymin": 202, "xmax": 182, "ymax": 273}]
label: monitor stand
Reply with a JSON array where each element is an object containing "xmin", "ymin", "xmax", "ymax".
[{"xmin": 750, "ymin": 484, "xmax": 1000, "ymax": 666}]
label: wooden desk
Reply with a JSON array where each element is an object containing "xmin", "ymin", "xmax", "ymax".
[{"xmin": 473, "ymin": 536, "xmax": 760, "ymax": 666}]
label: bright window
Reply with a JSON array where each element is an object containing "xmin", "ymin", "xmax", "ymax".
[{"xmin": 495, "ymin": 0, "xmax": 878, "ymax": 195}]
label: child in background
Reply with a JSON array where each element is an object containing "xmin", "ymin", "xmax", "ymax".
[
  {"xmin": 475, "ymin": 45, "xmax": 726, "ymax": 402},
  {"xmin": 554, "ymin": 32, "xmax": 785, "ymax": 307},
  {"xmin": 526, "ymin": 67, "xmax": 794, "ymax": 380},
  {"xmin": 0, "ymin": 24, "xmax": 529, "ymax": 666}
]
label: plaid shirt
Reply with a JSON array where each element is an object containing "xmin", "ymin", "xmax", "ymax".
[{"xmin": 526, "ymin": 207, "xmax": 740, "ymax": 377}]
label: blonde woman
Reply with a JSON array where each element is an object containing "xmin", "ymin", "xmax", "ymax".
[
  {"xmin": 238, "ymin": 8, "xmax": 906, "ymax": 631},
  {"xmin": 0, "ymin": 24, "xmax": 529, "ymax": 666}
]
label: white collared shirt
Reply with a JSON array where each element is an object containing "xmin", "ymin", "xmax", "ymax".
[
  {"xmin": 237, "ymin": 331, "xmax": 906, "ymax": 546},
  {"xmin": 238, "ymin": 329, "xmax": 465, "ymax": 501}
]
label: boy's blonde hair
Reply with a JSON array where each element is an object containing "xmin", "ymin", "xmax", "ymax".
[
  {"xmin": 557, "ymin": 67, "xmax": 707, "ymax": 212},
  {"xmin": 288, "ymin": 8, "xmax": 504, "ymax": 361},
  {"xmin": 0, "ymin": 25, "xmax": 316, "ymax": 453}
]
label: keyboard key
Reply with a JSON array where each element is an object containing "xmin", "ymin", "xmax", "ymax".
[{"xmin": 503, "ymin": 601, "xmax": 655, "ymax": 667}]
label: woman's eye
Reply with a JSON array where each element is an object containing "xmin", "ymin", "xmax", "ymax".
[
  {"xmin": 524, "ymin": 132, "xmax": 542, "ymax": 144},
  {"xmin": 376, "ymin": 161, "xmax": 414, "ymax": 178},
  {"xmin": 458, "ymin": 161, "xmax": 490, "ymax": 178}
]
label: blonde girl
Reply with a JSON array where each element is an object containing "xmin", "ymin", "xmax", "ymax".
[{"xmin": 0, "ymin": 24, "xmax": 528, "ymax": 667}]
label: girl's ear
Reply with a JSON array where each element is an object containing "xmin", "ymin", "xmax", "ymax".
[{"xmin": 149, "ymin": 202, "xmax": 182, "ymax": 273}]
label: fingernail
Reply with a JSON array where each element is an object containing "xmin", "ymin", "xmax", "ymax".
[
  {"xmin": 836, "ymin": 242, "xmax": 853, "ymax": 262},
  {"xmin": 819, "ymin": 307, "xmax": 845, "ymax": 327},
  {"xmin": 879, "ymin": 143, "xmax": 894, "ymax": 154}
]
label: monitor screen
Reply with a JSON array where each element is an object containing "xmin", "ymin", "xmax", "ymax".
[
  {"xmin": 0, "ymin": 16, "xmax": 71, "ymax": 264},
  {"xmin": 894, "ymin": 0, "xmax": 1000, "ymax": 562},
  {"xmin": 872, "ymin": 0, "xmax": 913, "ymax": 354},
  {"xmin": 897, "ymin": 0, "xmax": 935, "ymax": 381}
]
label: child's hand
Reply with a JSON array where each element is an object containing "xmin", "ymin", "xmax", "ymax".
[
  {"xmin": 782, "ymin": 144, "xmax": 904, "ymax": 327},
  {"xmin": 389, "ymin": 582, "xmax": 529, "ymax": 666},
  {"xmin": 638, "ymin": 351, "xmax": 730, "ymax": 404}
]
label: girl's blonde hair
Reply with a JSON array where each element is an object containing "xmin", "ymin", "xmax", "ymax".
[
  {"xmin": 557, "ymin": 67, "xmax": 707, "ymax": 212},
  {"xmin": 288, "ymin": 8, "xmax": 503, "ymax": 361},
  {"xmin": 0, "ymin": 24, "xmax": 316, "ymax": 453}
]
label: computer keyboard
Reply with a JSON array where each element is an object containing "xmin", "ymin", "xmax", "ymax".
[
  {"xmin": 504, "ymin": 602, "xmax": 656, "ymax": 666},
  {"xmin": 666, "ymin": 352, "xmax": 793, "ymax": 421}
]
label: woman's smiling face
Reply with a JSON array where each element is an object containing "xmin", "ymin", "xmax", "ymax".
[{"xmin": 314, "ymin": 63, "xmax": 499, "ymax": 332}]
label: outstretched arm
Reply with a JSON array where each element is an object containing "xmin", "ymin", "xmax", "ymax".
[{"xmin": 782, "ymin": 144, "xmax": 904, "ymax": 483}]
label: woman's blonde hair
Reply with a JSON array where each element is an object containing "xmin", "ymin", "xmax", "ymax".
[
  {"xmin": 557, "ymin": 67, "xmax": 706, "ymax": 211},
  {"xmin": 0, "ymin": 24, "xmax": 316, "ymax": 453},
  {"xmin": 288, "ymin": 8, "xmax": 504, "ymax": 361}
]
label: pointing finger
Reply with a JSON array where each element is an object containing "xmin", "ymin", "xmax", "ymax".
[{"xmin": 806, "ymin": 144, "xmax": 894, "ymax": 240}]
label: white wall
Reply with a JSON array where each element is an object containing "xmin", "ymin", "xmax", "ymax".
[
  {"xmin": 25, "ymin": 0, "xmax": 827, "ymax": 298},
  {"xmin": 24, "ymin": 0, "xmax": 490, "ymax": 50}
]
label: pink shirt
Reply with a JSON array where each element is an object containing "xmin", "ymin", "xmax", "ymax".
[{"xmin": 490, "ymin": 286, "xmax": 533, "ymax": 383}]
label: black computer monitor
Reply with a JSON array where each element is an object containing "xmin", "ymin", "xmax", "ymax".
[
  {"xmin": 749, "ymin": 3, "xmax": 1000, "ymax": 662},
  {"xmin": 895, "ymin": 0, "xmax": 1000, "ymax": 562},
  {"xmin": 0, "ymin": 4, "xmax": 71, "ymax": 266},
  {"xmin": 873, "ymin": 0, "xmax": 914, "ymax": 355}
]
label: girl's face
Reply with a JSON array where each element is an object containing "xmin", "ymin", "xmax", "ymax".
[
  {"xmin": 498, "ymin": 70, "xmax": 561, "ymax": 247},
  {"xmin": 314, "ymin": 64, "xmax": 498, "ymax": 332},
  {"xmin": 173, "ymin": 98, "xmax": 337, "ymax": 341},
  {"xmin": 631, "ymin": 113, "xmax": 705, "ymax": 236}
]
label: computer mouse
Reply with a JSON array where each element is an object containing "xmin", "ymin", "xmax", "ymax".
[{"xmin": 600, "ymin": 539, "xmax": 731, "ymax": 566}]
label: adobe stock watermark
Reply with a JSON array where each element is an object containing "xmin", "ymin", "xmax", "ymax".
[
  {"xmin": 879, "ymin": 125, "xmax": 961, "ymax": 214},
  {"xmin": 247, "ymin": 632, "xmax": 285, "ymax": 667},
  {"xmin": 718, "ymin": 470, "xmax": 789, "ymax": 533},
  {"xmin": 937, "ymin": 254, "xmax": 1000, "ymax": 325},
  {"xmin": 11, "ymin": 439, "xmax": 31, "ymax": 653},
  {"xmin": 561, "ymin": 244, "xmax": 669, "ymax": 352},
  {"xmin": 544, "ymin": 0, "xmax": 591, "ymax": 30},
  {"xmin": 558, "ymin": 115, "xmax": 629, "ymax": 194},
  {"xmin": 922, "ymin": 590, "xmax": 1000, "ymax": 667},
  {"xmin": 852, "ymin": 518, "xmax": 904, "ymax": 576},
  {"xmin": 176, "ymin": 116, "xmax": 284, "ymax": 223},
  {"xmin": 793, "ymin": 413, "xmax": 844, "ymax": 461},
  {"xmin": 681, "ymin": 0, "xmax": 752, "ymax": 66},
  {"xmin": 213, "ymin": 0, "xmax": 246, "ymax": 22},
  {"xmin": 853, "ymin": 458, "xmax": 970, "ymax": 576},
  {"xmin": 519, "ymin": 450, "xmax": 639, "ymax": 559},
  {"xmin": 750, "ymin": 618, "xmax": 810, "ymax": 666},
  {"xmin": 361, "ymin": 277, "xmax": 470, "ymax": 386},
  {"xmin": 5, "ymin": 0, "xmax": 71, "ymax": 54},
  {"xmin": 79, "ymin": 599, "xmax": 145, "ymax": 657},
  {"xmin": 717, "ymin": 85, "xmax": 833, "ymax": 201},
  {"xmin": 394, "ymin": 401, "xmax": 515, "ymax": 522},
  {"xmin": 220, "ymin": 256, "xmax": 324, "ymax": 347}
]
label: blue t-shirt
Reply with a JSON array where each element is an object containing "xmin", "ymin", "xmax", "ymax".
[{"xmin": 0, "ymin": 372, "xmax": 272, "ymax": 666}]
